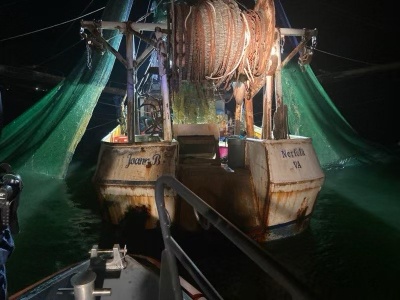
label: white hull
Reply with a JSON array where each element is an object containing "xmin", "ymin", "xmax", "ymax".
[
  {"xmin": 246, "ymin": 136, "xmax": 325, "ymax": 240},
  {"xmin": 93, "ymin": 126, "xmax": 324, "ymax": 241},
  {"xmin": 93, "ymin": 129, "xmax": 178, "ymax": 227}
]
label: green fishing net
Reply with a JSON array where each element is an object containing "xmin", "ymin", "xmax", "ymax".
[
  {"xmin": 282, "ymin": 61, "xmax": 398, "ymax": 168},
  {"xmin": 0, "ymin": 0, "xmax": 133, "ymax": 178},
  {"xmin": 1, "ymin": 0, "xmax": 397, "ymax": 179}
]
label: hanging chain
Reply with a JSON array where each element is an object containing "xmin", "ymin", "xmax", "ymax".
[
  {"xmin": 80, "ymin": 27, "xmax": 92, "ymax": 70},
  {"xmin": 79, "ymin": 20, "xmax": 105, "ymax": 70},
  {"xmin": 86, "ymin": 42, "xmax": 92, "ymax": 70}
]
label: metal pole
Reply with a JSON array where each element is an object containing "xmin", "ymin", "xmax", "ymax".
[
  {"xmin": 155, "ymin": 175, "xmax": 316, "ymax": 300},
  {"xmin": 262, "ymin": 75, "xmax": 273, "ymax": 140},
  {"xmin": 244, "ymin": 93, "xmax": 254, "ymax": 138},
  {"xmin": 155, "ymin": 28, "xmax": 172, "ymax": 141},
  {"xmin": 126, "ymin": 32, "xmax": 136, "ymax": 142}
]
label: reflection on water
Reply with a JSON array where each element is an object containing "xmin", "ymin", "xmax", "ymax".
[
  {"xmin": 6, "ymin": 165, "xmax": 103, "ymax": 294},
  {"xmin": 262, "ymin": 162, "xmax": 400, "ymax": 299},
  {"xmin": 6, "ymin": 161, "xmax": 400, "ymax": 299}
]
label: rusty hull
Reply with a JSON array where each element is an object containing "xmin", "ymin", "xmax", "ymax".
[
  {"xmin": 93, "ymin": 138, "xmax": 178, "ymax": 226},
  {"xmin": 246, "ymin": 137, "xmax": 325, "ymax": 240},
  {"xmin": 176, "ymin": 137, "xmax": 324, "ymax": 241},
  {"xmin": 93, "ymin": 126, "xmax": 325, "ymax": 242}
]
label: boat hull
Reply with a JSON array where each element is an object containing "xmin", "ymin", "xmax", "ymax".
[
  {"xmin": 93, "ymin": 126, "xmax": 324, "ymax": 241},
  {"xmin": 93, "ymin": 136, "xmax": 178, "ymax": 227},
  {"xmin": 247, "ymin": 136, "xmax": 325, "ymax": 240},
  {"xmin": 10, "ymin": 245, "xmax": 205, "ymax": 300},
  {"xmin": 175, "ymin": 135, "xmax": 324, "ymax": 241}
]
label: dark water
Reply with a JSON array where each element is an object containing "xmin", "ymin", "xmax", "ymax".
[
  {"xmin": 6, "ymin": 158, "xmax": 400, "ymax": 299},
  {"xmin": 264, "ymin": 162, "xmax": 400, "ymax": 299}
]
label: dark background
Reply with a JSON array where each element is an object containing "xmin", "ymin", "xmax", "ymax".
[{"xmin": 0, "ymin": 0, "xmax": 399, "ymax": 145}]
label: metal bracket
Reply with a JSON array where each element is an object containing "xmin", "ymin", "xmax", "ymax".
[{"xmin": 89, "ymin": 244, "xmax": 127, "ymax": 270}]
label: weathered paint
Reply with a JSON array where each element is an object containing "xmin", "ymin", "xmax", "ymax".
[
  {"xmin": 95, "ymin": 142, "xmax": 177, "ymax": 182},
  {"xmin": 93, "ymin": 127, "xmax": 178, "ymax": 226},
  {"xmin": 246, "ymin": 137, "xmax": 325, "ymax": 240},
  {"xmin": 94, "ymin": 126, "xmax": 325, "ymax": 242},
  {"xmin": 96, "ymin": 184, "xmax": 176, "ymax": 228},
  {"xmin": 176, "ymin": 164, "xmax": 261, "ymax": 231}
]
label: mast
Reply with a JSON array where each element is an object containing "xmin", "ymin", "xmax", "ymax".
[
  {"xmin": 126, "ymin": 30, "xmax": 137, "ymax": 142},
  {"xmin": 155, "ymin": 27, "xmax": 172, "ymax": 141},
  {"xmin": 80, "ymin": 16, "xmax": 318, "ymax": 142},
  {"xmin": 80, "ymin": 21, "xmax": 170, "ymax": 142}
]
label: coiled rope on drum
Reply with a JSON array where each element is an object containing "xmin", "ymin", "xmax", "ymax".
[{"xmin": 174, "ymin": 0, "xmax": 275, "ymax": 92}]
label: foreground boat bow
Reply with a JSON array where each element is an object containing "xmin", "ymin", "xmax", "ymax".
[{"xmin": 11, "ymin": 175, "xmax": 316, "ymax": 300}]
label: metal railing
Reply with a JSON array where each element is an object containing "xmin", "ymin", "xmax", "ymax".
[{"xmin": 155, "ymin": 175, "xmax": 315, "ymax": 300}]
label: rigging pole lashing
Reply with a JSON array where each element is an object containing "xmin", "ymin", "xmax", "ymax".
[{"xmin": 80, "ymin": 0, "xmax": 317, "ymax": 141}]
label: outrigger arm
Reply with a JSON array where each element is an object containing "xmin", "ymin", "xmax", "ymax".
[
  {"xmin": 259, "ymin": 27, "xmax": 317, "ymax": 140},
  {"xmin": 80, "ymin": 19, "xmax": 317, "ymax": 143},
  {"xmin": 80, "ymin": 20, "xmax": 171, "ymax": 142}
]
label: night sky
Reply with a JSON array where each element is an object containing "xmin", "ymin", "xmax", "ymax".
[{"xmin": 0, "ymin": 0, "xmax": 398, "ymax": 145}]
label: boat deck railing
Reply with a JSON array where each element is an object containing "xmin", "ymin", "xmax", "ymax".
[{"xmin": 155, "ymin": 175, "xmax": 315, "ymax": 300}]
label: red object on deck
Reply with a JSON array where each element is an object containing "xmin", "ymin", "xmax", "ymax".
[{"xmin": 113, "ymin": 135, "xmax": 128, "ymax": 143}]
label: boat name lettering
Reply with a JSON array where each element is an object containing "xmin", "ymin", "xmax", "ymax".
[
  {"xmin": 293, "ymin": 161, "xmax": 302, "ymax": 168},
  {"xmin": 280, "ymin": 147, "xmax": 306, "ymax": 158},
  {"xmin": 125, "ymin": 153, "xmax": 161, "ymax": 168}
]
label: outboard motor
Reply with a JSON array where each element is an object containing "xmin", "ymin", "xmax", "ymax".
[{"xmin": 0, "ymin": 163, "xmax": 23, "ymax": 299}]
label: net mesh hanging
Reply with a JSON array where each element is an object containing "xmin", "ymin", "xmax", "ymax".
[
  {"xmin": 0, "ymin": 0, "xmax": 398, "ymax": 179},
  {"xmin": 0, "ymin": 0, "xmax": 134, "ymax": 178}
]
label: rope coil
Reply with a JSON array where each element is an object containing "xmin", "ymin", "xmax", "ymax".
[{"xmin": 173, "ymin": 0, "xmax": 276, "ymax": 94}]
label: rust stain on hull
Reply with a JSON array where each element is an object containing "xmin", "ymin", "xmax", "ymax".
[
  {"xmin": 97, "ymin": 185, "xmax": 176, "ymax": 228},
  {"xmin": 94, "ymin": 128, "xmax": 325, "ymax": 242}
]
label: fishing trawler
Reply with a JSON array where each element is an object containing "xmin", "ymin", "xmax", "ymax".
[{"xmin": 85, "ymin": 0, "xmax": 325, "ymax": 242}]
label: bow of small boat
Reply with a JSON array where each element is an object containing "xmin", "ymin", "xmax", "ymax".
[{"xmin": 9, "ymin": 245, "xmax": 205, "ymax": 300}]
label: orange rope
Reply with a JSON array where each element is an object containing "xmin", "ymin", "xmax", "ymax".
[{"xmin": 174, "ymin": 0, "xmax": 275, "ymax": 94}]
